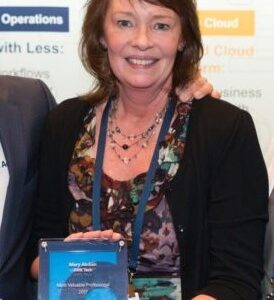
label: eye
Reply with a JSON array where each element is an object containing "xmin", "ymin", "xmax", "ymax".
[
  {"xmin": 117, "ymin": 20, "xmax": 133, "ymax": 28},
  {"xmin": 154, "ymin": 23, "xmax": 170, "ymax": 31}
]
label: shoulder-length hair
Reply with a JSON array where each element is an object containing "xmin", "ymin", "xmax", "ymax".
[{"xmin": 80, "ymin": 0, "xmax": 203, "ymax": 103}]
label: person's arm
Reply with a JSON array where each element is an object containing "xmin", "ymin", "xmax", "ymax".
[
  {"xmin": 176, "ymin": 73, "xmax": 220, "ymax": 102},
  {"xmin": 198, "ymin": 109, "xmax": 268, "ymax": 299}
]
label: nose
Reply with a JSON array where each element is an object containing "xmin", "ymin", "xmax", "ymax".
[{"xmin": 132, "ymin": 25, "xmax": 153, "ymax": 50}]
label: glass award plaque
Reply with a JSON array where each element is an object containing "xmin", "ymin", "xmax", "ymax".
[{"xmin": 38, "ymin": 239, "xmax": 128, "ymax": 300}]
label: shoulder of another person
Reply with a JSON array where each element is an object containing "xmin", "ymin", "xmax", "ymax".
[
  {"xmin": 0, "ymin": 76, "xmax": 54, "ymax": 108},
  {"xmin": 0, "ymin": 75, "xmax": 40, "ymax": 93}
]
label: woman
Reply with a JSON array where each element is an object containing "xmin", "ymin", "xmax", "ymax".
[{"xmin": 29, "ymin": 0, "xmax": 268, "ymax": 299}]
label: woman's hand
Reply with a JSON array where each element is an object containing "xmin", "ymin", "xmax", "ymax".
[
  {"xmin": 191, "ymin": 295, "xmax": 217, "ymax": 300},
  {"xmin": 176, "ymin": 73, "xmax": 221, "ymax": 102},
  {"xmin": 30, "ymin": 256, "xmax": 39, "ymax": 280},
  {"xmin": 30, "ymin": 230, "xmax": 122, "ymax": 280},
  {"xmin": 64, "ymin": 229, "xmax": 122, "ymax": 241}
]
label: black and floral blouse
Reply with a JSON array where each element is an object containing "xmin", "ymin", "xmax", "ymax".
[{"xmin": 68, "ymin": 100, "xmax": 192, "ymax": 299}]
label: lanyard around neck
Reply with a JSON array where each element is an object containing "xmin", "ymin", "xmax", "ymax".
[{"xmin": 92, "ymin": 98, "xmax": 176, "ymax": 271}]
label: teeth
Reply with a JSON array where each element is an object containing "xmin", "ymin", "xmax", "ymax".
[{"xmin": 128, "ymin": 58, "xmax": 154, "ymax": 65}]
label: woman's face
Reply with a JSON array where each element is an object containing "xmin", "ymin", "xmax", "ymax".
[{"xmin": 102, "ymin": 0, "xmax": 182, "ymax": 92}]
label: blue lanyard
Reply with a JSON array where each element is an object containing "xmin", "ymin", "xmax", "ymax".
[{"xmin": 92, "ymin": 98, "xmax": 176, "ymax": 271}]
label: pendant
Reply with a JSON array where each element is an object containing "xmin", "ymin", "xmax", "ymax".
[
  {"xmin": 122, "ymin": 157, "xmax": 130, "ymax": 164},
  {"xmin": 122, "ymin": 144, "xmax": 129, "ymax": 150}
]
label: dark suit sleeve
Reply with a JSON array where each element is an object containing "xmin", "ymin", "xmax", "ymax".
[
  {"xmin": 36, "ymin": 79, "xmax": 56, "ymax": 110},
  {"xmin": 200, "ymin": 110, "xmax": 269, "ymax": 299},
  {"xmin": 0, "ymin": 76, "xmax": 56, "ymax": 298}
]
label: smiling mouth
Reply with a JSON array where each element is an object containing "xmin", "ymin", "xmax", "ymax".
[{"xmin": 126, "ymin": 58, "xmax": 157, "ymax": 66}]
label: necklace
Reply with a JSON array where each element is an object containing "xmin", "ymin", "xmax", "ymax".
[
  {"xmin": 109, "ymin": 100, "xmax": 167, "ymax": 139},
  {"xmin": 107, "ymin": 126, "xmax": 154, "ymax": 151},
  {"xmin": 107, "ymin": 99, "xmax": 168, "ymax": 164},
  {"xmin": 108, "ymin": 123, "xmax": 155, "ymax": 150},
  {"xmin": 108, "ymin": 129, "xmax": 155, "ymax": 164}
]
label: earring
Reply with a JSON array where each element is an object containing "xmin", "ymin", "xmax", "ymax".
[
  {"xmin": 100, "ymin": 38, "xmax": 107, "ymax": 51},
  {"xmin": 178, "ymin": 43, "xmax": 184, "ymax": 52}
]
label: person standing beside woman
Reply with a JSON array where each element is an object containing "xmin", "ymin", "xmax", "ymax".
[
  {"xmin": 0, "ymin": 76, "xmax": 56, "ymax": 300},
  {"xmin": 29, "ymin": 0, "xmax": 268, "ymax": 299}
]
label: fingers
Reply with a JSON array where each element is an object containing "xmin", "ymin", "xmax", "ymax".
[
  {"xmin": 176, "ymin": 75, "xmax": 212, "ymax": 102},
  {"xmin": 84, "ymin": 230, "xmax": 122, "ymax": 240},
  {"xmin": 82, "ymin": 230, "xmax": 102, "ymax": 239},
  {"xmin": 64, "ymin": 232, "xmax": 84, "ymax": 241},
  {"xmin": 99, "ymin": 229, "xmax": 114, "ymax": 239},
  {"xmin": 64, "ymin": 230, "xmax": 123, "ymax": 241},
  {"xmin": 211, "ymin": 89, "xmax": 221, "ymax": 99},
  {"xmin": 192, "ymin": 81, "xmax": 213, "ymax": 99},
  {"xmin": 175, "ymin": 85, "xmax": 192, "ymax": 102},
  {"xmin": 111, "ymin": 232, "xmax": 123, "ymax": 241},
  {"xmin": 176, "ymin": 71, "xmax": 222, "ymax": 101}
]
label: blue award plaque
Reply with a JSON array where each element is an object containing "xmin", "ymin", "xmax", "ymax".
[{"xmin": 38, "ymin": 239, "xmax": 128, "ymax": 300}]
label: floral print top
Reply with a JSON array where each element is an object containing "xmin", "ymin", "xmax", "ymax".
[{"xmin": 68, "ymin": 100, "xmax": 191, "ymax": 281}]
